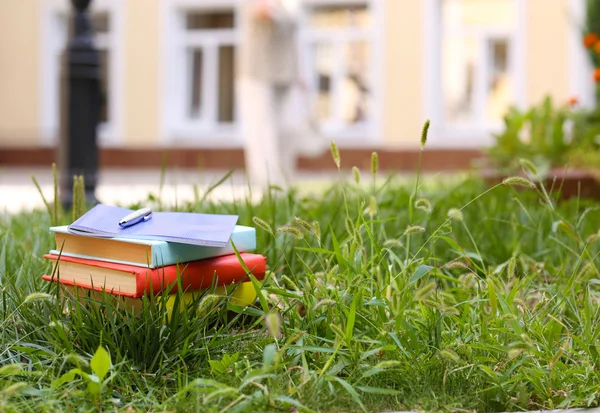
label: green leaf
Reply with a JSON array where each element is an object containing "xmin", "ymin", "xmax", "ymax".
[
  {"xmin": 222, "ymin": 353, "xmax": 239, "ymax": 366},
  {"xmin": 199, "ymin": 169, "xmax": 235, "ymax": 204},
  {"xmin": 271, "ymin": 395, "xmax": 318, "ymax": 413},
  {"xmin": 330, "ymin": 229, "xmax": 352, "ymax": 272},
  {"xmin": 263, "ymin": 287, "xmax": 303, "ymax": 299},
  {"xmin": 288, "ymin": 345, "xmax": 349, "ymax": 355},
  {"xmin": 208, "ymin": 360, "xmax": 226, "ymax": 375},
  {"xmin": 51, "ymin": 368, "xmax": 88, "ymax": 389},
  {"xmin": 249, "ymin": 273, "xmax": 269, "ymax": 314},
  {"xmin": 345, "ymin": 293, "xmax": 360, "ymax": 341},
  {"xmin": 90, "ymin": 346, "xmax": 111, "ymax": 381},
  {"xmin": 86, "ymin": 377, "xmax": 101, "ymax": 395},
  {"xmin": 232, "ymin": 240, "xmax": 269, "ymax": 314},
  {"xmin": 488, "ymin": 280, "xmax": 497, "ymax": 317},
  {"xmin": 357, "ymin": 386, "xmax": 402, "ymax": 395},
  {"xmin": 227, "ymin": 303, "xmax": 264, "ymax": 316},
  {"xmin": 410, "ymin": 265, "xmax": 434, "ymax": 284},
  {"xmin": 326, "ymin": 375, "xmax": 366, "ymax": 412},
  {"xmin": 436, "ymin": 236, "xmax": 465, "ymax": 255}
]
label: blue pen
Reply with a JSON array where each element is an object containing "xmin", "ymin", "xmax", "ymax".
[{"xmin": 118, "ymin": 207, "xmax": 153, "ymax": 228}]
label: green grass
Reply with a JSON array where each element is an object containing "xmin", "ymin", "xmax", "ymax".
[{"xmin": 1, "ymin": 161, "xmax": 600, "ymax": 412}]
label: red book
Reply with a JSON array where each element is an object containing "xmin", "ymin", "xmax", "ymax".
[{"xmin": 43, "ymin": 253, "xmax": 266, "ymax": 298}]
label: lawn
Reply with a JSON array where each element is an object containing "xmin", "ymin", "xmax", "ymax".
[{"xmin": 1, "ymin": 155, "xmax": 600, "ymax": 412}]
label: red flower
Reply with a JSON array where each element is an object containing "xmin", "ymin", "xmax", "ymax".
[
  {"xmin": 584, "ymin": 33, "xmax": 599, "ymax": 48},
  {"xmin": 567, "ymin": 96, "xmax": 578, "ymax": 107},
  {"xmin": 594, "ymin": 68, "xmax": 600, "ymax": 83}
]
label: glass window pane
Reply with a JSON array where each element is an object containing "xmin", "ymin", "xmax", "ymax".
[
  {"xmin": 442, "ymin": 34, "xmax": 476, "ymax": 124},
  {"xmin": 218, "ymin": 45, "xmax": 235, "ymax": 123},
  {"xmin": 441, "ymin": 0, "xmax": 516, "ymax": 126},
  {"xmin": 186, "ymin": 12, "xmax": 234, "ymax": 30},
  {"xmin": 313, "ymin": 43, "xmax": 334, "ymax": 121},
  {"xmin": 309, "ymin": 5, "xmax": 370, "ymax": 29},
  {"xmin": 341, "ymin": 41, "xmax": 370, "ymax": 124},
  {"xmin": 189, "ymin": 49, "xmax": 203, "ymax": 119},
  {"xmin": 486, "ymin": 38, "xmax": 512, "ymax": 121}
]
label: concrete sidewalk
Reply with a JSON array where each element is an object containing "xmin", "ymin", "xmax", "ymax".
[{"xmin": 0, "ymin": 167, "xmax": 336, "ymax": 214}]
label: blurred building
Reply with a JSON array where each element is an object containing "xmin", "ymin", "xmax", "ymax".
[{"xmin": 0, "ymin": 0, "xmax": 595, "ymax": 170}]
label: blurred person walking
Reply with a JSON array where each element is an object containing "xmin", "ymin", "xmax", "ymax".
[{"xmin": 238, "ymin": 0, "xmax": 325, "ymax": 188}]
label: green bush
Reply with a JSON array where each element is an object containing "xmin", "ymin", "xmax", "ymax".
[{"xmin": 487, "ymin": 96, "xmax": 600, "ymax": 175}]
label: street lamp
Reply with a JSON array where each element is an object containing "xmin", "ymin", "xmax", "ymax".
[{"xmin": 59, "ymin": 0, "xmax": 101, "ymax": 209}]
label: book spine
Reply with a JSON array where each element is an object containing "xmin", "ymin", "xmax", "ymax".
[
  {"xmin": 152, "ymin": 230, "xmax": 257, "ymax": 267},
  {"xmin": 42, "ymin": 274, "xmax": 139, "ymax": 298},
  {"xmin": 136, "ymin": 254, "xmax": 267, "ymax": 296}
]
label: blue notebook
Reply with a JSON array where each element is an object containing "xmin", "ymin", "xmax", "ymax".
[
  {"xmin": 68, "ymin": 204, "xmax": 238, "ymax": 247},
  {"xmin": 50, "ymin": 225, "xmax": 256, "ymax": 268}
]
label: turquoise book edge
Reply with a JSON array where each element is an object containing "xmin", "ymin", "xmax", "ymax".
[{"xmin": 50, "ymin": 225, "xmax": 256, "ymax": 268}]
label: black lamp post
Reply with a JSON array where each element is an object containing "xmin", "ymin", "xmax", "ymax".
[{"xmin": 59, "ymin": 0, "xmax": 101, "ymax": 209}]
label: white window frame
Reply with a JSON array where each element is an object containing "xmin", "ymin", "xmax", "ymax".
[
  {"xmin": 423, "ymin": 0, "xmax": 526, "ymax": 148},
  {"xmin": 568, "ymin": 0, "xmax": 596, "ymax": 109},
  {"xmin": 160, "ymin": 0, "xmax": 242, "ymax": 147},
  {"xmin": 40, "ymin": 0, "xmax": 124, "ymax": 147},
  {"xmin": 298, "ymin": 0, "xmax": 384, "ymax": 145}
]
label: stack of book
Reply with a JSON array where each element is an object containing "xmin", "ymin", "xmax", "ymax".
[{"xmin": 42, "ymin": 223, "xmax": 266, "ymax": 312}]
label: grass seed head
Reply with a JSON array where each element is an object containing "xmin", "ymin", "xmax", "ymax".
[
  {"xmin": 519, "ymin": 158, "xmax": 538, "ymax": 176},
  {"xmin": 281, "ymin": 275, "xmax": 300, "ymax": 291},
  {"xmin": 368, "ymin": 196, "xmax": 378, "ymax": 217},
  {"xmin": 508, "ymin": 348, "xmax": 524, "ymax": 360},
  {"xmin": 374, "ymin": 360, "xmax": 402, "ymax": 369},
  {"xmin": 198, "ymin": 294, "xmax": 221, "ymax": 315},
  {"xmin": 440, "ymin": 349, "xmax": 460, "ymax": 364},
  {"xmin": 65, "ymin": 354, "xmax": 89, "ymax": 368},
  {"xmin": 502, "ymin": 176, "xmax": 536, "ymax": 189},
  {"xmin": 313, "ymin": 299, "xmax": 336, "ymax": 312},
  {"xmin": 330, "ymin": 324, "xmax": 346, "ymax": 339},
  {"xmin": 294, "ymin": 217, "xmax": 312, "ymax": 232},
  {"xmin": 447, "ymin": 208, "xmax": 464, "ymax": 221},
  {"xmin": 3, "ymin": 382, "xmax": 28, "ymax": 397},
  {"xmin": 586, "ymin": 230, "xmax": 600, "ymax": 243},
  {"xmin": 507, "ymin": 257, "xmax": 517, "ymax": 278},
  {"xmin": 577, "ymin": 262, "xmax": 595, "ymax": 280},
  {"xmin": 23, "ymin": 292, "xmax": 55, "ymax": 305},
  {"xmin": 345, "ymin": 217, "xmax": 355, "ymax": 236},
  {"xmin": 253, "ymin": 217, "xmax": 274, "ymax": 235},
  {"xmin": 404, "ymin": 225, "xmax": 426, "ymax": 236},
  {"xmin": 414, "ymin": 198, "xmax": 432, "ymax": 213},
  {"xmin": 414, "ymin": 281, "xmax": 436, "ymax": 301},
  {"xmin": 277, "ymin": 226, "xmax": 304, "ymax": 239},
  {"xmin": 352, "ymin": 166, "xmax": 361, "ymax": 184},
  {"xmin": 330, "ymin": 141, "xmax": 340, "ymax": 168},
  {"xmin": 421, "ymin": 119, "xmax": 430, "ymax": 147},
  {"xmin": 265, "ymin": 311, "xmax": 282, "ymax": 339},
  {"xmin": 460, "ymin": 273, "xmax": 478, "ymax": 289},
  {"xmin": 445, "ymin": 260, "xmax": 469, "ymax": 271},
  {"xmin": 371, "ymin": 152, "xmax": 379, "ymax": 175},
  {"xmin": 440, "ymin": 306, "xmax": 460, "ymax": 316},
  {"xmin": 312, "ymin": 221, "xmax": 321, "ymax": 239},
  {"xmin": 383, "ymin": 239, "xmax": 403, "ymax": 249}
]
